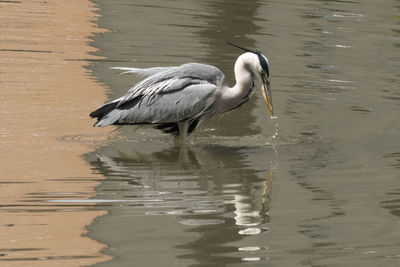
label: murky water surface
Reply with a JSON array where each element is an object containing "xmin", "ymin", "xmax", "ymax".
[{"xmin": 1, "ymin": 0, "xmax": 399, "ymax": 266}]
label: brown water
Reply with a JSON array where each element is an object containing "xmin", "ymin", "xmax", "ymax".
[
  {"xmin": 0, "ymin": 0, "xmax": 111, "ymax": 266},
  {"xmin": 1, "ymin": 0, "xmax": 399, "ymax": 266}
]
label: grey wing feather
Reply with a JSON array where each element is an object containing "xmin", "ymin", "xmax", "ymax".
[
  {"xmin": 117, "ymin": 63, "xmax": 224, "ymax": 106},
  {"xmin": 93, "ymin": 63, "xmax": 223, "ymax": 127},
  {"xmin": 95, "ymin": 83, "xmax": 216, "ymax": 126},
  {"xmin": 110, "ymin": 66, "xmax": 176, "ymax": 76}
]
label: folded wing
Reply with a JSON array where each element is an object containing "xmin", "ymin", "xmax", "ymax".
[{"xmin": 90, "ymin": 63, "xmax": 222, "ymax": 127}]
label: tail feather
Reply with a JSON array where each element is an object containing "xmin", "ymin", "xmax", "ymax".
[
  {"xmin": 90, "ymin": 101, "xmax": 120, "ymax": 126},
  {"xmin": 90, "ymin": 100, "xmax": 203, "ymax": 135}
]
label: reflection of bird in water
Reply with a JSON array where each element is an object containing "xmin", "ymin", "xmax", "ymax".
[
  {"xmin": 90, "ymin": 43, "xmax": 273, "ymax": 139},
  {"xmin": 87, "ymin": 142, "xmax": 273, "ymax": 226},
  {"xmin": 87, "ymin": 143, "xmax": 275, "ymax": 264}
]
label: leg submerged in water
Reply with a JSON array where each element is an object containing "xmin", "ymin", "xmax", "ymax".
[{"xmin": 177, "ymin": 122, "xmax": 189, "ymax": 144}]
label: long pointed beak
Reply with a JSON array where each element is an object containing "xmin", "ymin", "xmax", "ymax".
[{"xmin": 261, "ymin": 73, "xmax": 273, "ymax": 116}]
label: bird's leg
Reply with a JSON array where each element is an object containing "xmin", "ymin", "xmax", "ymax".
[{"xmin": 176, "ymin": 122, "xmax": 189, "ymax": 144}]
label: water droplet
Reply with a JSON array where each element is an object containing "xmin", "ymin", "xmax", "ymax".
[{"xmin": 271, "ymin": 122, "xmax": 280, "ymax": 142}]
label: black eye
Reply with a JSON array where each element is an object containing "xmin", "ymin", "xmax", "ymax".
[{"xmin": 257, "ymin": 54, "xmax": 270, "ymax": 77}]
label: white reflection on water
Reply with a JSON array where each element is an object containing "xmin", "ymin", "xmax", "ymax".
[
  {"xmin": 241, "ymin": 256, "xmax": 262, "ymax": 262},
  {"xmin": 238, "ymin": 246, "xmax": 262, "ymax": 252},
  {"xmin": 238, "ymin": 228, "xmax": 262, "ymax": 236}
]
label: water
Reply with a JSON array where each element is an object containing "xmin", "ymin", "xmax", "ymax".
[{"xmin": 1, "ymin": 0, "xmax": 399, "ymax": 266}]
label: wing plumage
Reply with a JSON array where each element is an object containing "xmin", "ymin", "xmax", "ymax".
[
  {"xmin": 110, "ymin": 66, "xmax": 175, "ymax": 76},
  {"xmin": 90, "ymin": 63, "xmax": 223, "ymax": 128}
]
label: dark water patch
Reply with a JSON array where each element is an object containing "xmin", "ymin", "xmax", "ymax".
[
  {"xmin": 0, "ymin": 248, "xmax": 46, "ymax": 253},
  {"xmin": 0, "ymin": 1, "xmax": 21, "ymax": 3},
  {"xmin": 0, "ymin": 255, "xmax": 100, "ymax": 262},
  {"xmin": 0, "ymin": 49, "xmax": 52, "ymax": 53},
  {"xmin": 383, "ymin": 152, "xmax": 400, "ymax": 169},
  {"xmin": 381, "ymin": 187, "xmax": 400, "ymax": 217},
  {"xmin": 349, "ymin": 105, "xmax": 372, "ymax": 113}
]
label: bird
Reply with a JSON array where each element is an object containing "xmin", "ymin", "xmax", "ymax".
[{"xmin": 90, "ymin": 43, "xmax": 273, "ymax": 140}]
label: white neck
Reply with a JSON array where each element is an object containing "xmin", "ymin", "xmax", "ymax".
[
  {"xmin": 215, "ymin": 53, "xmax": 258, "ymax": 114},
  {"xmin": 231, "ymin": 53, "xmax": 256, "ymax": 97}
]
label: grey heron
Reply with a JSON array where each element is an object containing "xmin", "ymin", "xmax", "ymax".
[{"xmin": 90, "ymin": 43, "xmax": 273, "ymax": 139}]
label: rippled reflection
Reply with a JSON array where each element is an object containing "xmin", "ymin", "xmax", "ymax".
[{"xmin": 85, "ymin": 141, "xmax": 275, "ymax": 265}]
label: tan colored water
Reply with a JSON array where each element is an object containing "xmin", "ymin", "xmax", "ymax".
[
  {"xmin": 1, "ymin": 0, "xmax": 399, "ymax": 266},
  {"xmin": 0, "ymin": 0, "xmax": 111, "ymax": 266}
]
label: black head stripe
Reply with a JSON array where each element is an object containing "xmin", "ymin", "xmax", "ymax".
[
  {"xmin": 228, "ymin": 42, "xmax": 270, "ymax": 77},
  {"xmin": 227, "ymin": 42, "xmax": 257, "ymax": 53},
  {"xmin": 257, "ymin": 54, "xmax": 270, "ymax": 77}
]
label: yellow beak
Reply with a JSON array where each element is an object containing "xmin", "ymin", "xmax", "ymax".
[{"xmin": 261, "ymin": 73, "xmax": 273, "ymax": 116}]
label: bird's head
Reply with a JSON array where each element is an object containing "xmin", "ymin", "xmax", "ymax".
[{"xmin": 228, "ymin": 42, "xmax": 273, "ymax": 116}]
